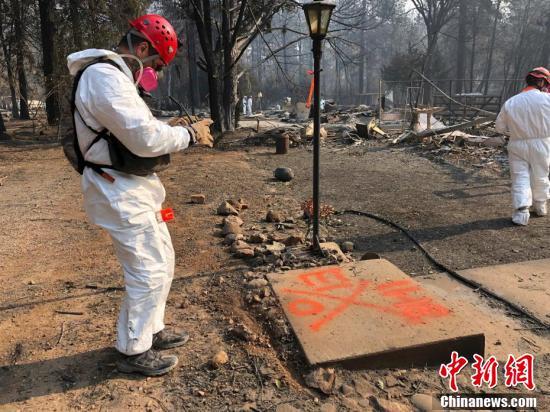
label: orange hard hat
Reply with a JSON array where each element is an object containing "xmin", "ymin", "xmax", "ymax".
[{"xmin": 129, "ymin": 14, "xmax": 178, "ymax": 64}]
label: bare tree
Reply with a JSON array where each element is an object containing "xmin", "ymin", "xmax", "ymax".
[
  {"xmin": 0, "ymin": 0, "xmax": 19, "ymax": 118},
  {"xmin": 539, "ymin": 7, "xmax": 550, "ymax": 66},
  {"xmin": 39, "ymin": 0, "xmax": 59, "ymax": 125},
  {"xmin": 454, "ymin": 0, "xmax": 467, "ymax": 93},
  {"xmin": 481, "ymin": 0, "xmax": 502, "ymax": 94},
  {"xmin": 411, "ymin": 0, "xmax": 458, "ymax": 77},
  {"xmin": 11, "ymin": 0, "xmax": 30, "ymax": 119},
  {"xmin": 0, "ymin": 111, "xmax": 6, "ymax": 137}
]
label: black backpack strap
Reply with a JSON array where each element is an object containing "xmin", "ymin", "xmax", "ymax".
[{"xmin": 71, "ymin": 57, "xmax": 124, "ymax": 177}]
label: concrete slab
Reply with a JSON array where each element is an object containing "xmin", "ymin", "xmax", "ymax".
[
  {"xmin": 267, "ymin": 260, "xmax": 485, "ymax": 369},
  {"xmin": 458, "ymin": 259, "xmax": 550, "ymax": 327}
]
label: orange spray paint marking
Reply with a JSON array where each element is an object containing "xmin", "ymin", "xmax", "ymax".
[{"xmin": 283, "ymin": 268, "xmax": 450, "ymax": 332}]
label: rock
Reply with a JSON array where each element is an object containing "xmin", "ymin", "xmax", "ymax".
[
  {"xmin": 320, "ymin": 242, "xmax": 351, "ymax": 263},
  {"xmin": 223, "ymin": 233, "xmax": 244, "ymax": 245},
  {"xmin": 385, "ymin": 375, "xmax": 400, "ymax": 388},
  {"xmin": 411, "ymin": 394, "xmax": 441, "ymax": 411},
  {"xmin": 223, "ymin": 221, "xmax": 242, "ymax": 236},
  {"xmin": 224, "ymin": 215, "xmax": 244, "ymax": 227},
  {"xmin": 353, "ymin": 377, "xmax": 371, "ymax": 399},
  {"xmin": 190, "ymin": 194, "xmax": 206, "ymax": 204},
  {"xmin": 266, "ymin": 210, "xmax": 283, "ymax": 223},
  {"xmin": 247, "ymin": 278, "xmax": 268, "ymax": 289},
  {"xmin": 228, "ymin": 324, "xmax": 257, "ymax": 342},
  {"xmin": 304, "ymin": 368, "xmax": 336, "ymax": 395},
  {"xmin": 320, "ymin": 403, "xmax": 337, "ymax": 412},
  {"xmin": 283, "ymin": 234, "xmax": 304, "ymax": 246},
  {"xmin": 210, "ymin": 350, "xmax": 229, "ymax": 368},
  {"xmin": 228, "ymin": 199, "xmax": 243, "ymax": 212},
  {"xmin": 248, "ymin": 233, "xmax": 268, "ymax": 244},
  {"xmin": 370, "ymin": 397, "xmax": 413, "ymax": 412},
  {"xmin": 265, "ymin": 241, "xmax": 286, "ymax": 254},
  {"xmin": 217, "ymin": 201, "xmax": 239, "ymax": 216},
  {"xmin": 275, "ymin": 404, "xmax": 301, "ymax": 412},
  {"xmin": 249, "ymin": 256, "xmax": 264, "ymax": 267},
  {"xmin": 340, "ymin": 383, "xmax": 354, "ymax": 396},
  {"xmin": 274, "ymin": 167, "xmax": 294, "ymax": 182},
  {"xmin": 361, "ymin": 252, "xmax": 381, "ymax": 261},
  {"xmin": 238, "ymin": 198, "xmax": 249, "ymax": 210},
  {"xmin": 268, "ymin": 232, "xmax": 287, "ymax": 242},
  {"xmin": 235, "ymin": 248, "xmax": 255, "ymax": 258},
  {"xmin": 341, "ymin": 241, "xmax": 354, "ymax": 252},
  {"xmin": 231, "ymin": 240, "xmax": 251, "ymax": 253}
]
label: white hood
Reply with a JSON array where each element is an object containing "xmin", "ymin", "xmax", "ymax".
[{"xmin": 67, "ymin": 49, "xmax": 133, "ymax": 80}]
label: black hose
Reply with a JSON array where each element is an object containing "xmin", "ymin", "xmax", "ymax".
[{"xmin": 339, "ymin": 209, "xmax": 549, "ymax": 329}]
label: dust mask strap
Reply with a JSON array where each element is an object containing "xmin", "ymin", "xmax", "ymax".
[{"xmin": 118, "ymin": 53, "xmax": 144, "ymax": 87}]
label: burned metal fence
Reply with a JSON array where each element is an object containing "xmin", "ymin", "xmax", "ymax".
[{"xmin": 380, "ymin": 79, "xmax": 524, "ymax": 122}]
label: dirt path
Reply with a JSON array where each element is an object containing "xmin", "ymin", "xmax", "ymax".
[{"xmin": 0, "ymin": 137, "xmax": 548, "ymax": 411}]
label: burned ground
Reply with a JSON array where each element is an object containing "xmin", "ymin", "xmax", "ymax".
[{"xmin": 0, "ymin": 125, "xmax": 548, "ymax": 411}]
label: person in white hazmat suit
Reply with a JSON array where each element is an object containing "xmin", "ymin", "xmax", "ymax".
[
  {"xmin": 67, "ymin": 14, "xmax": 214, "ymax": 376},
  {"xmin": 247, "ymin": 96, "xmax": 253, "ymax": 116},
  {"xmin": 496, "ymin": 67, "xmax": 550, "ymax": 226}
]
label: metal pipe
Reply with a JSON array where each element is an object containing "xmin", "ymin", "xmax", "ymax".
[{"xmin": 312, "ymin": 38, "xmax": 322, "ymax": 251}]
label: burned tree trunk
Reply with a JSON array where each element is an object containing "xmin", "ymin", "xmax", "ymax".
[
  {"xmin": 468, "ymin": 3, "xmax": 479, "ymax": 92},
  {"xmin": 12, "ymin": 0, "xmax": 29, "ymax": 120},
  {"xmin": 455, "ymin": 0, "xmax": 467, "ymax": 93},
  {"xmin": 357, "ymin": 0, "xmax": 367, "ymax": 104},
  {"xmin": 69, "ymin": 0, "xmax": 84, "ymax": 50},
  {"xmin": 0, "ymin": 111, "xmax": 6, "ymax": 137},
  {"xmin": 186, "ymin": 22, "xmax": 200, "ymax": 114},
  {"xmin": 482, "ymin": 0, "xmax": 502, "ymax": 95},
  {"xmin": 0, "ymin": 2, "xmax": 18, "ymax": 119},
  {"xmin": 540, "ymin": 12, "xmax": 550, "ymax": 67},
  {"xmin": 221, "ymin": 0, "xmax": 234, "ymax": 131},
  {"xmin": 39, "ymin": 0, "xmax": 60, "ymax": 125}
]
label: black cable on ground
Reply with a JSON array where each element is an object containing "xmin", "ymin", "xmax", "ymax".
[{"xmin": 339, "ymin": 209, "xmax": 549, "ymax": 329}]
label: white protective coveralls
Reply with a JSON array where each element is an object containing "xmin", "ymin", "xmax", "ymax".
[
  {"xmin": 67, "ymin": 49, "xmax": 192, "ymax": 355},
  {"xmin": 247, "ymin": 97, "xmax": 253, "ymax": 116},
  {"xmin": 496, "ymin": 88, "xmax": 550, "ymax": 223}
]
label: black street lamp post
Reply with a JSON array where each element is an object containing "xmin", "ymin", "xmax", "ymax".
[{"xmin": 302, "ymin": 0, "xmax": 335, "ymax": 251}]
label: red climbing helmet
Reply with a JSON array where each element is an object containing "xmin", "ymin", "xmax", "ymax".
[
  {"xmin": 527, "ymin": 67, "xmax": 550, "ymax": 83},
  {"xmin": 129, "ymin": 14, "xmax": 178, "ymax": 64}
]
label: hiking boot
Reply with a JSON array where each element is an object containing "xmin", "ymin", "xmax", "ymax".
[
  {"xmin": 512, "ymin": 207, "xmax": 529, "ymax": 226},
  {"xmin": 117, "ymin": 349, "xmax": 178, "ymax": 377},
  {"xmin": 153, "ymin": 328, "xmax": 190, "ymax": 350},
  {"xmin": 533, "ymin": 201, "xmax": 547, "ymax": 217}
]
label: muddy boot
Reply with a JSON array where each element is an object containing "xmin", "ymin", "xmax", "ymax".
[
  {"xmin": 153, "ymin": 328, "xmax": 190, "ymax": 350},
  {"xmin": 117, "ymin": 349, "xmax": 178, "ymax": 376}
]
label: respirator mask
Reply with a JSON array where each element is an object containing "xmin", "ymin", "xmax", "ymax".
[{"xmin": 119, "ymin": 30, "xmax": 164, "ymax": 92}]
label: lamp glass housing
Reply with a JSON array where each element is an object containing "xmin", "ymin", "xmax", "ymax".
[{"xmin": 303, "ymin": 0, "xmax": 335, "ymax": 38}]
